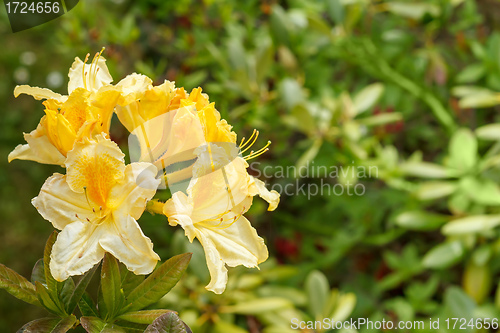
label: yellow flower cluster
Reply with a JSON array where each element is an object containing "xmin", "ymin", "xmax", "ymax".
[{"xmin": 10, "ymin": 51, "xmax": 279, "ymax": 294}]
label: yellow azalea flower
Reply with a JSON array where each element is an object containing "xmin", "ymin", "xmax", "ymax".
[
  {"xmin": 115, "ymin": 76, "xmax": 236, "ymax": 143},
  {"xmin": 163, "ymin": 144, "xmax": 279, "ymax": 294},
  {"xmin": 9, "ymin": 52, "xmax": 120, "ymax": 165},
  {"xmin": 120, "ymin": 81, "xmax": 237, "ymax": 187},
  {"xmin": 180, "ymin": 87, "xmax": 236, "ymax": 143},
  {"xmin": 115, "ymin": 75, "xmax": 177, "ymax": 132},
  {"xmin": 32, "ymin": 134, "xmax": 160, "ymax": 281},
  {"xmin": 14, "ymin": 50, "xmax": 113, "ymax": 102}
]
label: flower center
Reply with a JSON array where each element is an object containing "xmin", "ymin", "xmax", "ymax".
[
  {"xmin": 60, "ymin": 88, "xmax": 90, "ymax": 132},
  {"xmin": 71, "ymin": 152, "xmax": 123, "ymax": 208}
]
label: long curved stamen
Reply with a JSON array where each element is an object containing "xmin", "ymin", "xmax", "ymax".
[
  {"xmin": 240, "ymin": 129, "xmax": 258, "ymax": 152},
  {"xmin": 92, "ymin": 47, "xmax": 105, "ymax": 90},
  {"xmin": 244, "ymin": 140, "xmax": 271, "ymax": 160},
  {"xmin": 89, "ymin": 52, "xmax": 99, "ymax": 91},
  {"xmin": 82, "ymin": 53, "xmax": 90, "ymax": 90},
  {"xmin": 83, "ymin": 186, "xmax": 94, "ymax": 212},
  {"xmin": 210, "ymin": 205, "xmax": 246, "ymax": 229}
]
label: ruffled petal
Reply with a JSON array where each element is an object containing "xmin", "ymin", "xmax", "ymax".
[
  {"xmin": 249, "ymin": 177, "xmax": 280, "ymax": 211},
  {"xmin": 65, "ymin": 134, "xmax": 125, "ymax": 197},
  {"xmin": 116, "ymin": 73, "xmax": 153, "ymax": 106},
  {"xmin": 99, "ymin": 215, "xmax": 160, "ymax": 275},
  {"xmin": 109, "ymin": 163, "xmax": 159, "ymax": 220},
  {"xmin": 50, "ymin": 220, "xmax": 106, "ymax": 281},
  {"xmin": 32, "ymin": 173, "xmax": 94, "ymax": 230},
  {"xmin": 68, "ymin": 56, "xmax": 113, "ymax": 94},
  {"xmin": 14, "ymin": 85, "xmax": 64, "ymax": 101},
  {"xmin": 188, "ymin": 147, "xmax": 251, "ymax": 219},
  {"xmin": 8, "ymin": 124, "xmax": 66, "ymax": 165},
  {"xmin": 196, "ymin": 214, "xmax": 268, "ymax": 294}
]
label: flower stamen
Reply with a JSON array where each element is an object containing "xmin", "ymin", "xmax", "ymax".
[
  {"xmin": 82, "ymin": 53, "xmax": 90, "ymax": 90},
  {"xmin": 244, "ymin": 141, "xmax": 271, "ymax": 160}
]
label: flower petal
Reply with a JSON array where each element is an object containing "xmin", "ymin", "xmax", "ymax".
[
  {"xmin": 116, "ymin": 73, "xmax": 153, "ymax": 106},
  {"xmin": 32, "ymin": 173, "xmax": 93, "ymax": 230},
  {"xmin": 99, "ymin": 215, "xmax": 160, "ymax": 275},
  {"xmin": 249, "ymin": 177, "xmax": 280, "ymax": 211},
  {"xmin": 195, "ymin": 215, "xmax": 268, "ymax": 294},
  {"xmin": 109, "ymin": 162, "xmax": 160, "ymax": 220},
  {"xmin": 14, "ymin": 85, "xmax": 64, "ymax": 101},
  {"xmin": 68, "ymin": 56, "xmax": 113, "ymax": 94},
  {"xmin": 50, "ymin": 220, "xmax": 106, "ymax": 281},
  {"xmin": 65, "ymin": 134, "xmax": 125, "ymax": 197},
  {"xmin": 8, "ymin": 124, "xmax": 66, "ymax": 165}
]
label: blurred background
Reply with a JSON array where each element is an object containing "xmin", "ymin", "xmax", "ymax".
[{"xmin": 2, "ymin": 0, "xmax": 500, "ymax": 332}]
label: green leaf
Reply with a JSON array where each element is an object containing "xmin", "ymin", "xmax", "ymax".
[
  {"xmin": 394, "ymin": 210, "xmax": 449, "ymax": 231},
  {"xmin": 326, "ymin": 0, "xmax": 344, "ymax": 24},
  {"xmin": 329, "ymin": 292, "xmax": 356, "ymax": 321},
  {"xmin": 285, "ymin": 103, "xmax": 316, "ymax": 135},
  {"xmin": 353, "ymin": 83, "xmax": 384, "ymax": 115},
  {"xmin": 256, "ymin": 286, "xmax": 307, "ymax": 306},
  {"xmin": 17, "ymin": 315, "xmax": 76, "ymax": 333},
  {"xmin": 80, "ymin": 317, "xmax": 126, "ymax": 333},
  {"xmin": 399, "ymin": 162, "xmax": 456, "ymax": 179},
  {"xmin": 296, "ymin": 138, "xmax": 322, "ymax": 171},
  {"xmin": 448, "ymin": 128, "xmax": 477, "ymax": 172},
  {"xmin": 270, "ymin": 5, "xmax": 291, "ymax": 46},
  {"xmin": 476, "ymin": 123, "xmax": 500, "ymax": 140},
  {"xmin": 460, "ymin": 176, "xmax": 500, "ymax": 205},
  {"xmin": 119, "ymin": 264, "xmax": 144, "ymax": 297},
  {"xmin": 65, "ymin": 264, "xmax": 98, "ymax": 314},
  {"xmin": 442, "ymin": 214, "xmax": 500, "ymax": 235},
  {"xmin": 78, "ymin": 292, "xmax": 99, "ymax": 317},
  {"xmin": 44, "ymin": 232, "xmax": 62, "ymax": 299},
  {"xmin": 0, "ymin": 263, "xmax": 40, "ymax": 306},
  {"xmin": 219, "ymin": 297, "xmax": 293, "ymax": 315},
  {"xmin": 31, "ymin": 259, "xmax": 46, "ymax": 285},
  {"xmin": 118, "ymin": 310, "xmax": 176, "ymax": 324},
  {"xmin": 456, "ymin": 63, "xmax": 485, "ymax": 84},
  {"xmin": 444, "ymin": 286, "xmax": 476, "ymax": 322},
  {"xmin": 357, "ymin": 112, "xmax": 403, "ymax": 126},
  {"xmin": 59, "ymin": 278, "xmax": 75, "ymax": 312},
  {"xmin": 414, "ymin": 181, "xmax": 458, "ymax": 200},
  {"xmin": 280, "ymin": 78, "xmax": 304, "ymax": 110},
  {"xmin": 145, "ymin": 312, "xmax": 187, "ymax": 333},
  {"xmin": 422, "ymin": 241, "xmax": 464, "ymax": 269},
  {"xmin": 101, "ymin": 253, "xmax": 125, "ymax": 319},
  {"xmin": 463, "ymin": 261, "xmax": 491, "ymax": 304},
  {"xmin": 122, "ymin": 253, "xmax": 192, "ymax": 313},
  {"xmin": 386, "ymin": 2, "xmax": 440, "ymax": 20},
  {"xmin": 213, "ymin": 320, "xmax": 248, "ymax": 333},
  {"xmin": 459, "ymin": 91, "xmax": 500, "ymax": 108},
  {"xmin": 305, "ymin": 270, "xmax": 330, "ymax": 318},
  {"xmin": 35, "ymin": 281, "xmax": 65, "ymax": 316}
]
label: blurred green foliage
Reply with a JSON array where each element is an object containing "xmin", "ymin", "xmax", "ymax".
[{"xmin": 3, "ymin": 0, "xmax": 500, "ymax": 332}]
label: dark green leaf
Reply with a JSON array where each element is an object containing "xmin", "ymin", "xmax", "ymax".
[
  {"xmin": 80, "ymin": 317, "xmax": 126, "ymax": 333},
  {"xmin": 121, "ymin": 253, "xmax": 191, "ymax": 313},
  {"xmin": 101, "ymin": 253, "xmax": 124, "ymax": 319},
  {"xmin": 66, "ymin": 264, "xmax": 98, "ymax": 314},
  {"xmin": 31, "ymin": 259, "xmax": 46, "ymax": 285},
  {"xmin": 118, "ymin": 310, "xmax": 176, "ymax": 324},
  {"xmin": 0, "ymin": 263, "xmax": 40, "ymax": 306},
  {"xmin": 44, "ymin": 232, "xmax": 62, "ymax": 298},
  {"xmin": 97, "ymin": 285, "xmax": 108, "ymax": 320},
  {"xmin": 144, "ymin": 312, "xmax": 187, "ymax": 333},
  {"xmin": 119, "ymin": 263, "xmax": 144, "ymax": 297},
  {"xmin": 59, "ymin": 278, "xmax": 75, "ymax": 312},
  {"xmin": 17, "ymin": 315, "xmax": 76, "ymax": 333},
  {"xmin": 78, "ymin": 292, "xmax": 99, "ymax": 318},
  {"xmin": 35, "ymin": 281, "xmax": 65, "ymax": 316}
]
